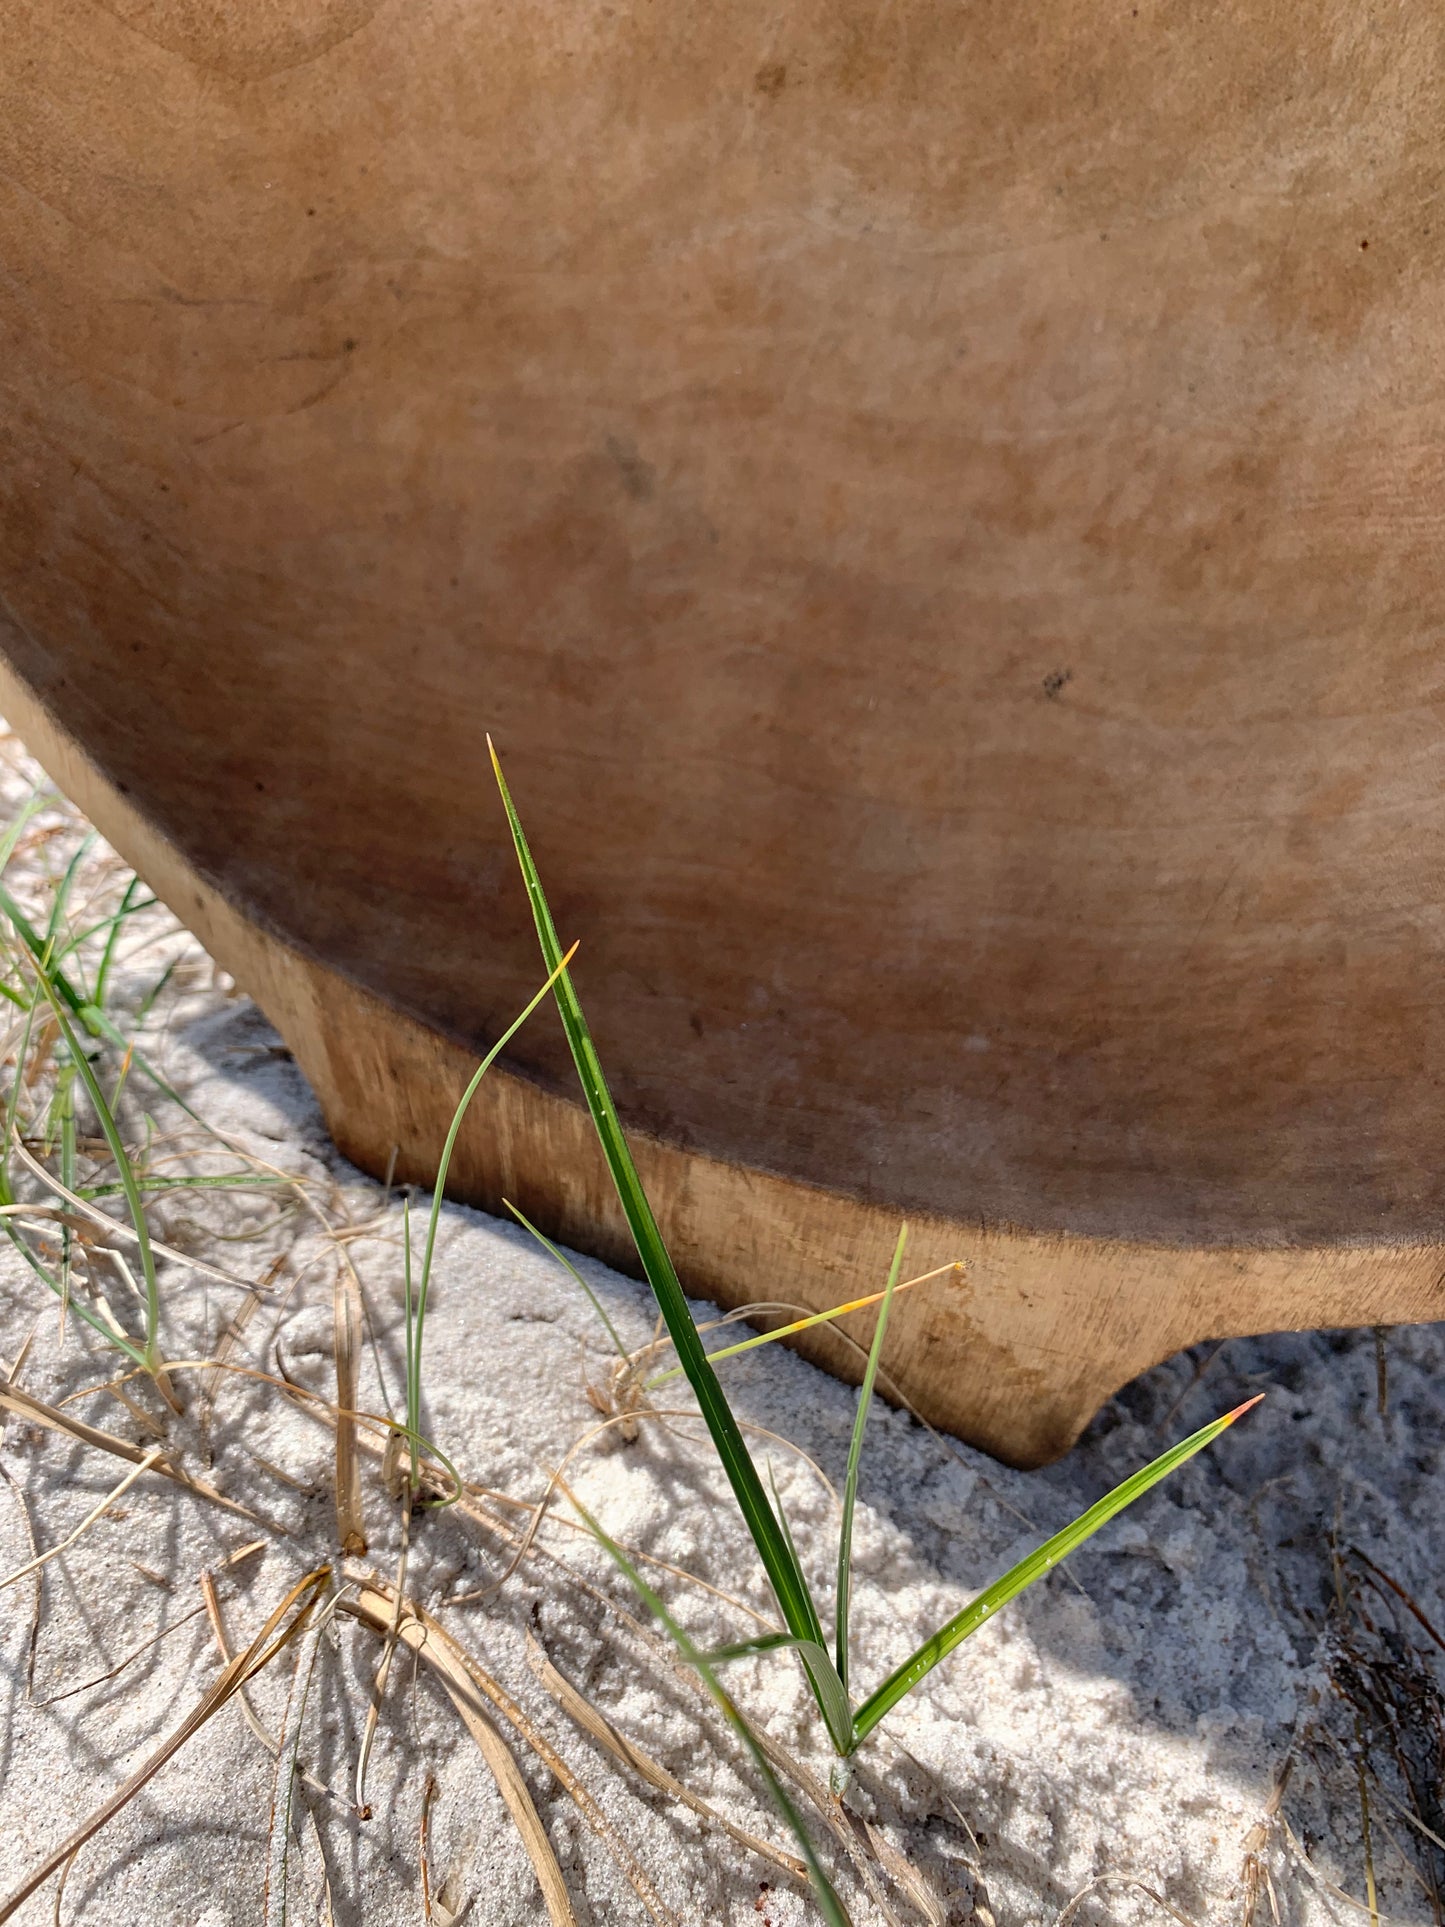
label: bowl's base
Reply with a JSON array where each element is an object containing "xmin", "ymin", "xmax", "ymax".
[{"xmin": 3, "ymin": 654, "xmax": 1439, "ymax": 1467}]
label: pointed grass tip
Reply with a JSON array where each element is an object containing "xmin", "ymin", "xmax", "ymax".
[{"xmin": 1220, "ymin": 1392, "xmax": 1266, "ymax": 1426}]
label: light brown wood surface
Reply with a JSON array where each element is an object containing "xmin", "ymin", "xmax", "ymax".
[
  {"xmin": 4, "ymin": 661, "xmax": 1441, "ymax": 1468},
  {"xmin": 1, "ymin": 1, "xmax": 1442, "ymax": 1462}
]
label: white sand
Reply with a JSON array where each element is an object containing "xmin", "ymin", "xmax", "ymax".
[{"xmin": 1, "ymin": 724, "xmax": 1442, "ymax": 1926}]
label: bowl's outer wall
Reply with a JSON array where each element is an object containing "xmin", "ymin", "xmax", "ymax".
[{"xmin": 1, "ymin": 0, "xmax": 1441, "ymax": 1250}]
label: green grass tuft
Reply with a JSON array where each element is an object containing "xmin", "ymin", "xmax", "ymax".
[{"xmin": 488, "ymin": 739, "xmax": 1263, "ymax": 1761}]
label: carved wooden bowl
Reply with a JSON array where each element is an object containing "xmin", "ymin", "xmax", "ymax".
[{"xmin": 2, "ymin": 0, "xmax": 1440, "ymax": 1461}]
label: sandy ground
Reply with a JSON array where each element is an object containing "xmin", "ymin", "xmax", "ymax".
[{"xmin": 1, "ymin": 723, "xmax": 1443, "ymax": 1927}]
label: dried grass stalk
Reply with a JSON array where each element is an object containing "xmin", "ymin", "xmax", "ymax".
[
  {"xmin": 331, "ymin": 1259, "xmax": 366, "ymax": 1555},
  {"xmin": 525, "ymin": 1628, "xmax": 807, "ymax": 1884},
  {"xmin": 0, "ymin": 1566, "xmax": 331, "ymax": 1923}
]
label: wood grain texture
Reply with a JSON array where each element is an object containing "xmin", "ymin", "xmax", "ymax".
[
  {"xmin": 1, "ymin": 0, "xmax": 1442, "ymax": 1461},
  {"xmin": 3, "ymin": 659, "xmax": 1440, "ymax": 1468}
]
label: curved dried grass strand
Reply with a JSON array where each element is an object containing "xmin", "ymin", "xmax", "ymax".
[
  {"xmin": 526, "ymin": 1628, "xmax": 808, "ymax": 1883},
  {"xmin": 0, "ymin": 1445, "xmax": 164, "ymax": 1592},
  {"xmin": 411, "ymin": 1593, "xmax": 680, "ymax": 1927},
  {"xmin": 341, "ymin": 1586, "xmax": 585, "ymax": 1927},
  {"xmin": 0, "ymin": 1379, "xmax": 261, "ymax": 1521},
  {"xmin": 264, "ymin": 1584, "xmax": 352, "ymax": 1926},
  {"xmin": 0, "ymin": 1566, "xmax": 331, "ymax": 1925},
  {"xmin": 9, "ymin": 1132, "xmax": 260, "ymax": 1292},
  {"xmin": 456, "ymin": 1402, "xmax": 836, "ymax": 1611},
  {"xmin": 1056, "ymin": 1872, "xmax": 1204, "ymax": 1927}
]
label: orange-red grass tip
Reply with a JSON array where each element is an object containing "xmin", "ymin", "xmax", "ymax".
[{"xmin": 1220, "ymin": 1392, "xmax": 1267, "ymax": 1425}]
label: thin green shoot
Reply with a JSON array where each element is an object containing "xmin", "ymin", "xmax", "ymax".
[
  {"xmin": 403, "ymin": 1190, "xmax": 418, "ymax": 1492},
  {"xmin": 835, "ymin": 1224, "xmax": 906, "ymax": 1693},
  {"xmin": 645, "ymin": 1260, "xmax": 957, "ymax": 1391},
  {"xmin": 0, "ymin": 883, "xmax": 202, "ymax": 1133},
  {"xmin": 30, "ymin": 966, "xmax": 164, "ymax": 1370},
  {"xmin": 402, "ymin": 942, "xmax": 580, "ymax": 1498},
  {"xmin": 489, "ymin": 743, "xmax": 1264, "ymax": 1756},
  {"xmin": 43, "ymin": 831, "xmax": 96, "ymax": 953},
  {"xmin": 503, "ymin": 1198, "xmax": 631, "ymax": 1363},
  {"xmin": 131, "ymin": 955, "xmax": 179, "ymax": 1030},
  {"xmin": 847, "ymin": 1394, "xmax": 1264, "ymax": 1744},
  {"xmin": 561, "ymin": 1479, "xmax": 853, "ymax": 1927},
  {"xmin": 50, "ymin": 891, "xmax": 156, "ymax": 978},
  {"xmin": 78, "ymin": 1171, "xmax": 284, "ymax": 1200},
  {"xmin": 91, "ymin": 875, "xmax": 145, "ymax": 1007},
  {"xmin": 57, "ymin": 1064, "xmax": 76, "ymax": 1336},
  {"xmin": 0, "ymin": 789, "xmax": 47, "ymax": 880},
  {"xmin": 0, "ymin": 970, "xmax": 41, "ymax": 1207},
  {"xmin": 490, "ymin": 739, "xmax": 852, "ymax": 1752},
  {"xmin": 0, "ymin": 883, "xmax": 86, "ymax": 1016}
]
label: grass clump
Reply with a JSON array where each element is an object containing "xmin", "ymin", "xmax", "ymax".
[
  {"xmin": 488, "ymin": 739, "xmax": 1261, "ymax": 1784},
  {"xmin": 0, "ymin": 741, "xmax": 1299, "ymax": 1927}
]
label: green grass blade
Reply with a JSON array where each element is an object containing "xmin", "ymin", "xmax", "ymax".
[
  {"xmin": 0, "ymin": 884, "xmax": 86, "ymax": 1014},
  {"xmin": 489, "ymin": 741, "xmax": 827, "ymax": 1659},
  {"xmin": 91, "ymin": 876, "xmax": 144, "ymax": 1008},
  {"xmin": 0, "ymin": 790, "xmax": 47, "ymax": 880},
  {"xmin": 58, "ymin": 1065, "xmax": 76, "ymax": 1320},
  {"xmin": 402, "ymin": 946, "xmax": 582, "ymax": 1492},
  {"xmin": 53, "ymin": 893, "xmax": 157, "ymax": 971},
  {"xmin": 412, "ymin": 943, "xmax": 580, "ymax": 1342},
  {"xmin": 0, "ymin": 982, "xmax": 38, "ymax": 1209},
  {"xmin": 392, "ymin": 945, "xmax": 582, "ymax": 1500},
  {"xmin": 503, "ymin": 1199, "xmax": 631, "ymax": 1362},
  {"xmin": 78, "ymin": 1172, "xmax": 284, "ymax": 1199},
  {"xmin": 130, "ymin": 958, "xmax": 178, "ymax": 1030},
  {"xmin": 81, "ymin": 1002, "xmax": 201, "ymax": 1121},
  {"xmin": 835, "ymin": 1224, "xmax": 907, "ymax": 1694},
  {"xmin": 703, "ymin": 1628, "xmax": 854, "ymax": 1757},
  {"xmin": 0, "ymin": 896, "xmax": 180, "ymax": 1115},
  {"xmin": 0, "ymin": 1221, "xmax": 147, "ymax": 1366},
  {"xmin": 565, "ymin": 1486, "xmax": 853, "ymax": 1927},
  {"xmin": 33, "ymin": 973, "xmax": 163, "ymax": 1368},
  {"xmin": 848, "ymin": 1395, "xmax": 1264, "ymax": 1749},
  {"xmin": 644, "ymin": 1262, "xmax": 951, "ymax": 1391},
  {"xmin": 403, "ymin": 1193, "xmax": 419, "ymax": 1492},
  {"xmin": 764, "ymin": 1459, "xmax": 853, "ymax": 1753},
  {"xmin": 44, "ymin": 831, "xmax": 95, "ymax": 950}
]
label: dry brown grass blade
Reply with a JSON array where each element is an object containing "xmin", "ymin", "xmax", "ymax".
[
  {"xmin": 345, "ymin": 1584, "xmax": 685, "ymax": 1925},
  {"xmin": 332, "ymin": 1258, "xmax": 366, "ymax": 1555},
  {"xmin": 0, "ymin": 1445, "xmax": 164, "ymax": 1592},
  {"xmin": 201, "ymin": 1566, "xmax": 283, "ymax": 1756},
  {"xmin": 340, "ymin": 1585, "xmax": 579, "ymax": 1927},
  {"xmin": 40, "ymin": 1541, "xmax": 265, "ymax": 1708},
  {"xmin": 0, "ymin": 1564, "xmax": 330, "ymax": 1924},
  {"xmin": 283, "ymin": 1379, "xmax": 772, "ymax": 1630},
  {"xmin": 451, "ymin": 1400, "xmax": 833, "ymax": 1609},
  {"xmin": 353, "ymin": 1516, "xmax": 410, "ymax": 1816},
  {"xmin": 655, "ymin": 1636, "xmax": 907, "ymax": 1926},
  {"xmin": 420, "ymin": 1772, "xmax": 438, "ymax": 1926},
  {"xmin": 1057, "ymin": 1873, "xmax": 1204, "ymax": 1927},
  {"xmin": 525, "ymin": 1627, "xmax": 807, "ymax": 1884},
  {"xmin": 862, "ymin": 1820, "xmax": 949, "ymax": 1927},
  {"xmin": 202, "ymin": 1251, "xmax": 285, "ymax": 1430},
  {"xmin": 263, "ymin": 1581, "xmax": 351, "ymax": 1926},
  {"xmin": 0, "ymin": 1379, "xmax": 265, "ymax": 1521},
  {"xmin": 9, "ymin": 1131, "xmax": 264, "ymax": 1292},
  {"xmin": 1282, "ymin": 1803, "xmax": 1421, "ymax": 1923}
]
